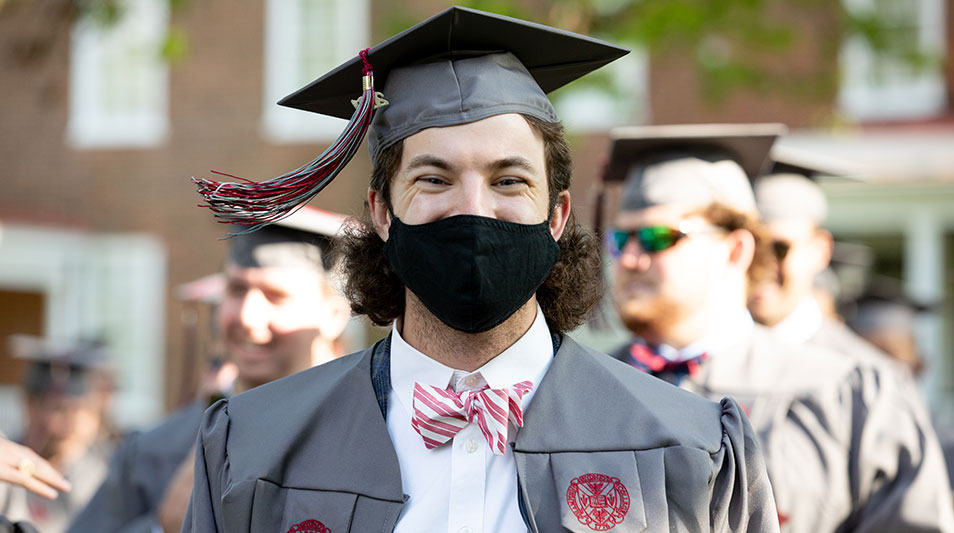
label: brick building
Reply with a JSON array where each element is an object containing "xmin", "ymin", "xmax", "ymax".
[{"xmin": 0, "ymin": 0, "xmax": 951, "ymax": 430}]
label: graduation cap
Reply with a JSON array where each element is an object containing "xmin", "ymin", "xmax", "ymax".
[
  {"xmin": 194, "ymin": 6, "xmax": 628, "ymax": 234},
  {"xmin": 226, "ymin": 205, "xmax": 347, "ymax": 271},
  {"xmin": 9, "ymin": 335, "xmax": 111, "ymax": 397},
  {"xmin": 768, "ymin": 145, "xmax": 857, "ymax": 179},
  {"xmin": 602, "ymin": 123, "xmax": 786, "ymax": 219},
  {"xmin": 755, "ymin": 145, "xmax": 862, "ymax": 224}
]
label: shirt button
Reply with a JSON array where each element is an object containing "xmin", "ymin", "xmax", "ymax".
[
  {"xmin": 464, "ymin": 439, "xmax": 479, "ymax": 453},
  {"xmin": 459, "ymin": 527, "xmax": 473, "ymax": 533},
  {"xmin": 464, "ymin": 375, "xmax": 479, "ymax": 388}
]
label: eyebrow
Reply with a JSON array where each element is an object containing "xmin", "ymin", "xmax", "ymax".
[
  {"xmin": 489, "ymin": 156, "xmax": 536, "ymax": 173},
  {"xmin": 405, "ymin": 155, "xmax": 455, "ymax": 173},
  {"xmin": 404, "ymin": 154, "xmax": 537, "ymax": 174}
]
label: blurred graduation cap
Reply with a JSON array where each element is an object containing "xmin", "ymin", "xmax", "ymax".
[
  {"xmin": 195, "ymin": 6, "xmax": 628, "ymax": 234},
  {"xmin": 756, "ymin": 145, "xmax": 859, "ymax": 225},
  {"xmin": 226, "ymin": 205, "xmax": 347, "ymax": 271},
  {"xmin": 768, "ymin": 145, "xmax": 859, "ymax": 180},
  {"xmin": 601, "ymin": 123, "xmax": 786, "ymax": 220},
  {"xmin": 9, "ymin": 335, "xmax": 111, "ymax": 397}
]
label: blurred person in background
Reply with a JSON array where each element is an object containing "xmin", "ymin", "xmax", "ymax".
[
  {"xmin": 845, "ymin": 279, "xmax": 931, "ymax": 376},
  {"xmin": 0, "ymin": 436, "xmax": 72, "ymax": 532},
  {"xmin": 843, "ymin": 281, "xmax": 954, "ymax": 493},
  {"xmin": 0, "ymin": 336, "xmax": 116, "ymax": 533},
  {"xmin": 69, "ymin": 207, "xmax": 351, "ymax": 533},
  {"xmin": 604, "ymin": 124, "xmax": 954, "ymax": 532},
  {"xmin": 749, "ymin": 157, "xmax": 953, "ymax": 529}
]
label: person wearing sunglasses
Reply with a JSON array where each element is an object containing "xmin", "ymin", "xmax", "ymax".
[{"xmin": 601, "ymin": 124, "xmax": 954, "ymax": 533}]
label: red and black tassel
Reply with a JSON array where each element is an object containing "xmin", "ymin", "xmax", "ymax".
[{"xmin": 193, "ymin": 49, "xmax": 385, "ymax": 236}]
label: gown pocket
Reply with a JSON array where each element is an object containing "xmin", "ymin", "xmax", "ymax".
[{"xmin": 250, "ymin": 478, "xmax": 358, "ymax": 533}]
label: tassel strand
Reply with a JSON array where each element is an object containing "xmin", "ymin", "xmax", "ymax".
[{"xmin": 193, "ymin": 48, "xmax": 383, "ymax": 236}]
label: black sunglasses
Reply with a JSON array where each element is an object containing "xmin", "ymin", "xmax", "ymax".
[{"xmin": 771, "ymin": 240, "xmax": 791, "ymax": 261}]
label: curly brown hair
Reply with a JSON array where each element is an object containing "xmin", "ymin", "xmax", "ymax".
[
  {"xmin": 693, "ymin": 203, "xmax": 777, "ymax": 286},
  {"xmin": 338, "ymin": 115, "xmax": 604, "ymax": 333}
]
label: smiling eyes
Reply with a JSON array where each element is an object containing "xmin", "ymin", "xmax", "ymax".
[{"xmin": 413, "ymin": 175, "xmax": 528, "ymax": 188}]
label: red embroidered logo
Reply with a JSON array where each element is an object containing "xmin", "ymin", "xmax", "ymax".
[
  {"xmin": 287, "ymin": 519, "xmax": 331, "ymax": 533},
  {"xmin": 566, "ymin": 473, "xmax": 630, "ymax": 531}
]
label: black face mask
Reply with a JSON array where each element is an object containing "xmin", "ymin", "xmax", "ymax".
[{"xmin": 384, "ymin": 214, "xmax": 561, "ymax": 334}]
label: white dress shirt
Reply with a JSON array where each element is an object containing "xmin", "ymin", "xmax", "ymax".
[
  {"xmin": 655, "ymin": 306, "xmax": 755, "ymax": 362},
  {"xmin": 387, "ymin": 304, "xmax": 553, "ymax": 533},
  {"xmin": 770, "ymin": 297, "xmax": 824, "ymax": 346}
]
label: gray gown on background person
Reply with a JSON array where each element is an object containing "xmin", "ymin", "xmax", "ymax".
[
  {"xmin": 67, "ymin": 402, "xmax": 205, "ymax": 533},
  {"xmin": 185, "ymin": 335, "xmax": 779, "ymax": 533},
  {"xmin": 613, "ymin": 324, "xmax": 954, "ymax": 533}
]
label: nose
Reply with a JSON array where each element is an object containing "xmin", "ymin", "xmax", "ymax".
[
  {"xmin": 451, "ymin": 175, "xmax": 495, "ymax": 218},
  {"xmin": 237, "ymin": 289, "xmax": 272, "ymax": 343},
  {"xmin": 617, "ymin": 241, "xmax": 652, "ymax": 272}
]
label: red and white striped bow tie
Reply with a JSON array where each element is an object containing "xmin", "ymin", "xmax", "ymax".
[{"xmin": 411, "ymin": 380, "xmax": 533, "ymax": 455}]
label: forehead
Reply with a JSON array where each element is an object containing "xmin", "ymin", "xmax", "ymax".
[
  {"xmin": 613, "ymin": 203, "xmax": 697, "ymax": 228},
  {"xmin": 224, "ymin": 263, "xmax": 323, "ymax": 292},
  {"xmin": 399, "ymin": 113, "xmax": 544, "ymax": 165},
  {"xmin": 764, "ymin": 218, "xmax": 816, "ymax": 240}
]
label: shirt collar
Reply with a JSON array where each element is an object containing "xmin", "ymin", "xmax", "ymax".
[
  {"xmin": 771, "ymin": 297, "xmax": 823, "ymax": 345},
  {"xmin": 656, "ymin": 306, "xmax": 754, "ymax": 362},
  {"xmin": 390, "ymin": 303, "xmax": 553, "ymax": 412}
]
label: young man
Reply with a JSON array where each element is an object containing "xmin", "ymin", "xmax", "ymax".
[
  {"xmin": 606, "ymin": 124, "xmax": 954, "ymax": 532},
  {"xmin": 748, "ymin": 161, "xmax": 953, "ymax": 529},
  {"xmin": 184, "ymin": 8, "xmax": 778, "ymax": 533},
  {"xmin": 69, "ymin": 207, "xmax": 350, "ymax": 533}
]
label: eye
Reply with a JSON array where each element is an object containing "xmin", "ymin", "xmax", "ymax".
[
  {"xmin": 494, "ymin": 176, "xmax": 526, "ymax": 187},
  {"xmin": 415, "ymin": 175, "xmax": 448, "ymax": 186}
]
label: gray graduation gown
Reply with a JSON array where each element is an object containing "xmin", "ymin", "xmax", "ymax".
[
  {"xmin": 613, "ymin": 324, "xmax": 954, "ymax": 533},
  {"xmin": 184, "ymin": 335, "xmax": 779, "ymax": 532},
  {"xmin": 68, "ymin": 402, "xmax": 206, "ymax": 533}
]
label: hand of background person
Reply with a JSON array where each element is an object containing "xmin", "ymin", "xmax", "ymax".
[
  {"xmin": 157, "ymin": 448, "xmax": 195, "ymax": 533},
  {"xmin": 0, "ymin": 437, "xmax": 71, "ymax": 500}
]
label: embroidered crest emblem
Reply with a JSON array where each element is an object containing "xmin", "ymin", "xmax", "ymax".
[
  {"xmin": 287, "ymin": 519, "xmax": 331, "ymax": 533},
  {"xmin": 566, "ymin": 473, "xmax": 630, "ymax": 531}
]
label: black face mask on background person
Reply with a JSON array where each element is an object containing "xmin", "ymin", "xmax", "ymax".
[{"xmin": 384, "ymin": 214, "xmax": 561, "ymax": 334}]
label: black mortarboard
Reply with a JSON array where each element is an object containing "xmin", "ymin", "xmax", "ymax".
[
  {"xmin": 605, "ymin": 123, "xmax": 786, "ymax": 184},
  {"xmin": 10, "ymin": 335, "xmax": 111, "ymax": 397},
  {"xmin": 195, "ymin": 6, "xmax": 628, "ymax": 233},
  {"xmin": 226, "ymin": 206, "xmax": 346, "ymax": 271},
  {"xmin": 604, "ymin": 124, "xmax": 786, "ymax": 216},
  {"xmin": 767, "ymin": 145, "xmax": 857, "ymax": 179}
]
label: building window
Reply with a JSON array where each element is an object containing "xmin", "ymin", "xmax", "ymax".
[
  {"xmin": 262, "ymin": 0, "xmax": 370, "ymax": 144},
  {"xmin": 839, "ymin": 0, "xmax": 947, "ymax": 121},
  {"xmin": 67, "ymin": 0, "xmax": 170, "ymax": 149}
]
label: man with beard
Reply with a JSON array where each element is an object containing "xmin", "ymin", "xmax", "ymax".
[
  {"xmin": 606, "ymin": 124, "xmax": 954, "ymax": 532},
  {"xmin": 183, "ymin": 7, "xmax": 779, "ymax": 532},
  {"xmin": 69, "ymin": 207, "xmax": 350, "ymax": 533}
]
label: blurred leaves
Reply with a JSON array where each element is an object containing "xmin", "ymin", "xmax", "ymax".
[
  {"xmin": 0, "ymin": 0, "xmax": 190, "ymax": 65},
  {"xmin": 448, "ymin": 0, "xmax": 939, "ymax": 106}
]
